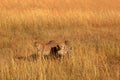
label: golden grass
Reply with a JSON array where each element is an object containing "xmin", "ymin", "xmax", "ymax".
[{"xmin": 0, "ymin": 0, "xmax": 120, "ymax": 80}]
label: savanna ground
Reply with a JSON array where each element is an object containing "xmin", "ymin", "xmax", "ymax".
[{"xmin": 0, "ymin": 0, "xmax": 120, "ymax": 80}]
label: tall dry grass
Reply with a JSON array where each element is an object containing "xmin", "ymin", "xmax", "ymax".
[{"xmin": 0, "ymin": 0, "xmax": 120, "ymax": 80}]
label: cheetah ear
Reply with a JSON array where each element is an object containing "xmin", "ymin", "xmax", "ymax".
[
  {"xmin": 56, "ymin": 45, "xmax": 61, "ymax": 50},
  {"xmin": 48, "ymin": 40, "xmax": 55, "ymax": 43},
  {"xmin": 34, "ymin": 40, "xmax": 38, "ymax": 46},
  {"xmin": 33, "ymin": 38, "xmax": 38, "ymax": 45},
  {"xmin": 64, "ymin": 40, "xmax": 70, "ymax": 45}
]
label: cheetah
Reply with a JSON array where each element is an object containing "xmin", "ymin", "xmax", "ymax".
[
  {"xmin": 34, "ymin": 40, "xmax": 60, "ymax": 59},
  {"xmin": 34, "ymin": 40, "xmax": 72, "ymax": 59}
]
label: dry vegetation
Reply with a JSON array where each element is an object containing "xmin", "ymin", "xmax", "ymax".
[{"xmin": 0, "ymin": 0, "xmax": 120, "ymax": 80}]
